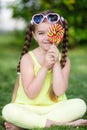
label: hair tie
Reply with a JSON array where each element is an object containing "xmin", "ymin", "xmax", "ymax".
[
  {"xmin": 61, "ymin": 17, "xmax": 64, "ymax": 21},
  {"xmin": 17, "ymin": 72, "xmax": 20, "ymax": 75},
  {"xmin": 30, "ymin": 20, "xmax": 33, "ymax": 25}
]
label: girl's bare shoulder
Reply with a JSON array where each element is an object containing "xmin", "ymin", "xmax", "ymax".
[{"xmin": 20, "ymin": 52, "xmax": 34, "ymax": 68}]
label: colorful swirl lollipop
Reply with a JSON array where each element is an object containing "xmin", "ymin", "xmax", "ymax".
[{"xmin": 48, "ymin": 23, "xmax": 64, "ymax": 44}]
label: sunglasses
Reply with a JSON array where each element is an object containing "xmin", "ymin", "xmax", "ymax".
[{"xmin": 31, "ymin": 13, "xmax": 62, "ymax": 25}]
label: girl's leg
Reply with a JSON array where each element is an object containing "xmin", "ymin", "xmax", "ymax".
[
  {"xmin": 2, "ymin": 99, "xmax": 87, "ymax": 129},
  {"xmin": 45, "ymin": 119, "xmax": 87, "ymax": 127},
  {"xmin": 44, "ymin": 98, "xmax": 87, "ymax": 127},
  {"xmin": 2, "ymin": 103, "xmax": 46, "ymax": 129}
]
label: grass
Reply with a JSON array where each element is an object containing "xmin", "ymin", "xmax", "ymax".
[{"xmin": 0, "ymin": 33, "xmax": 87, "ymax": 130}]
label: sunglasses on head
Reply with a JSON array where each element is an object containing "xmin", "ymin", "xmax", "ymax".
[{"xmin": 31, "ymin": 13, "xmax": 63, "ymax": 25}]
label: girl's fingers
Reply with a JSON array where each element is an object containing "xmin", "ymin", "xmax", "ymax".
[
  {"xmin": 48, "ymin": 46, "xmax": 59, "ymax": 56},
  {"xmin": 48, "ymin": 51, "xmax": 58, "ymax": 59}
]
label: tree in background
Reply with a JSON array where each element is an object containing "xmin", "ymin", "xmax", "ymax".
[{"xmin": 9, "ymin": 0, "xmax": 87, "ymax": 47}]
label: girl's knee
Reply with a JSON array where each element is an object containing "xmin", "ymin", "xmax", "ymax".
[
  {"xmin": 72, "ymin": 98, "xmax": 87, "ymax": 116},
  {"xmin": 2, "ymin": 103, "xmax": 16, "ymax": 120}
]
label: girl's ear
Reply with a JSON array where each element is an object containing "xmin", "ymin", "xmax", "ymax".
[{"xmin": 32, "ymin": 32, "xmax": 37, "ymax": 41}]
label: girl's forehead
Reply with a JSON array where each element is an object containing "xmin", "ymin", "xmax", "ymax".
[{"xmin": 35, "ymin": 22, "xmax": 51, "ymax": 31}]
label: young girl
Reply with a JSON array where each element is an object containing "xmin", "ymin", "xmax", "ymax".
[{"xmin": 2, "ymin": 10, "xmax": 87, "ymax": 130}]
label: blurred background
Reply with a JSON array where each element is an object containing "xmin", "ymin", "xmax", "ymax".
[
  {"xmin": 0, "ymin": 0, "xmax": 87, "ymax": 129},
  {"xmin": 0, "ymin": 0, "xmax": 87, "ymax": 46}
]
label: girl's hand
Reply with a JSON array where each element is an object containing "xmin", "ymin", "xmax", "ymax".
[
  {"xmin": 43, "ymin": 52, "xmax": 55, "ymax": 70},
  {"xmin": 43, "ymin": 44, "xmax": 59, "ymax": 70}
]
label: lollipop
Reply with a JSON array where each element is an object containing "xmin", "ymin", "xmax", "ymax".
[{"xmin": 48, "ymin": 23, "xmax": 64, "ymax": 44}]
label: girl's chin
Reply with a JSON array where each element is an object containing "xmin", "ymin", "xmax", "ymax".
[
  {"xmin": 44, "ymin": 46, "xmax": 50, "ymax": 51},
  {"xmin": 44, "ymin": 44, "xmax": 51, "ymax": 49}
]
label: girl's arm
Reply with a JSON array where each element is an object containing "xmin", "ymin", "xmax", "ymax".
[
  {"xmin": 53, "ymin": 57, "xmax": 71, "ymax": 96},
  {"xmin": 20, "ymin": 52, "xmax": 55, "ymax": 99}
]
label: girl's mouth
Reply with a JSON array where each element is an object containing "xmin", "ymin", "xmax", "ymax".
[{"xmin": 44, "ymin": 41, "xmax": 53, "ymax": 44}]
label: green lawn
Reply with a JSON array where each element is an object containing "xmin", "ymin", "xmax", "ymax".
[{"xmin": 0, "ymin": 33, "xmax": 87, "ymax": 130}]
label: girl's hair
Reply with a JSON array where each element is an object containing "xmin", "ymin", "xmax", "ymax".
[
  {"xmin": 17, "ymin": 10, "xmax": 68, "ymax": 102},
  {"xmin": 17, "ymin": 23, "xmax": 34, "ymax": 73},
  {"xmin": 60, "ymin": 19, "xmax": 68, "ymax": 69}
]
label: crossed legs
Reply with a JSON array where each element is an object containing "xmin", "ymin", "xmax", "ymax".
[{"xmin": 2, "ymin": 98, "xmax": 87, "ymax": 130}]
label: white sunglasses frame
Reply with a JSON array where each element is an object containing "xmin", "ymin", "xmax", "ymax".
[{"xmin": 31, "ymin": 13, "xmax": 63, "ymax": 25}]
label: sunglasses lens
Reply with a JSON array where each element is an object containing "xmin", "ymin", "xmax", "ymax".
[
  {"xmin": 33, "ymin": 15, "xmax": 43, "ymax": 24},
  {"xmin": 47, "ymin": 14, "xmax": 58, "ymax": 23}
]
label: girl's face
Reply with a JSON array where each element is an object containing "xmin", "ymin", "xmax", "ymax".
[{"xmin": 33, "ymin": 21, "xmax": 52, "ymax": 51}]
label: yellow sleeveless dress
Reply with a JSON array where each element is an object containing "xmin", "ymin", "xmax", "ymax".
[{"xmin": 14, "ymin": 51, "xmax": 67, "ymax": 105}]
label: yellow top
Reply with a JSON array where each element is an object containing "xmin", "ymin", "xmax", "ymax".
[{"xmin": 14, "ymin": 51, "xmax": 67, "ymax": 106}]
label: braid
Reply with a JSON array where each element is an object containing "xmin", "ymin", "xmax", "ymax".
[
  {"xmin": 17, "ymin": 23, "xmax": 33, "ymax": 73},
  {"xmin": 60, "ymin": 19, "xmax": 68, "ymax": 69}
]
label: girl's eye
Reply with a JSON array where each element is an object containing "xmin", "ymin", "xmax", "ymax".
[{"xmin": 38, "ymin": 32, "xmax": 45, "ymax": 35}]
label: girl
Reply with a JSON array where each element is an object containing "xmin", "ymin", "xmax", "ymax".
[{"xmin": 2, "ymin": 10, "xmax": 87, "ymax": 130}]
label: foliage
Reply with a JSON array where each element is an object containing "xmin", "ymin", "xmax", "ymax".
[{"xmin": 7, "ymin": 0, "xmax": 87, "ymax": 47}]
